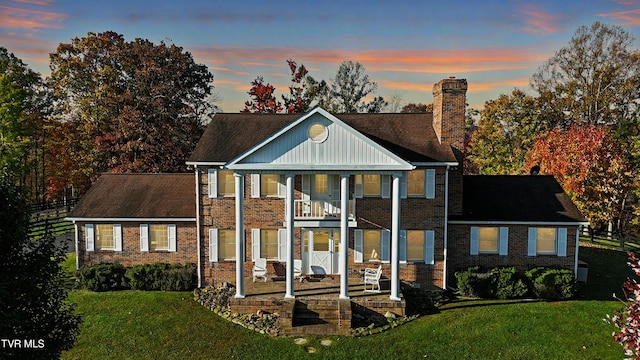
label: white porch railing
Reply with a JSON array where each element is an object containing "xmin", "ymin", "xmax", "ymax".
[{"xmin": 293, "ymin": 199, "xmax": 356, "ymax": 220}]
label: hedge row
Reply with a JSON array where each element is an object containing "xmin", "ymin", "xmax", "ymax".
[
  {"xmin": 454, "ymin": 266, "xmax": 576, "ymax": 300},
  {"xmin": 78, "ymin": 263, "xmax": 197, "ymax": 292}
]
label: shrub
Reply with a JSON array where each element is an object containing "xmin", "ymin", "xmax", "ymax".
[
  {"xmin": 455, "ymin": 266, "xmax": 481, "ymax": 297},
  {"xmin": 486, "ymin": 267, "xmax": 529, "ymax": 299},
  {"xmin": 525, "ymin": 267, "xmax": 576, "ymax": 300},
  {"xmin": 125, "ymin": 263, "xmax": 196, "ymax": 291},
  {"xmin": 79, "ymin": 263, "xmax": 127, "ymax": 292}
]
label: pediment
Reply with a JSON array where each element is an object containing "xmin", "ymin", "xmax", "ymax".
[{"xmin": 226, "ymin": 108, "xmax": 413, "ymax": 171}]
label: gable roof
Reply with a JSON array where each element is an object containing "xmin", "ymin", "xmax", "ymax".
[
  {"xmin": 451, "ymin": 175, "xmax": 587, "ymax": 224},
  {"xmin": 66, "ymin": 173, "xmax": 196, "ymax": 220},
  {"xmin": 187, "ymin": 110, "xmax": 456, "ymax": 165}
]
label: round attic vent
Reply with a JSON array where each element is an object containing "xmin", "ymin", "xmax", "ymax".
[{"xmin": 308, "ymin": 123, "xmax": 328, "ymax": 143}]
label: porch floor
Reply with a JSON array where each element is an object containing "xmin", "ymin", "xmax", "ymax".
[{"xmin": 230, "ymin": 275, "xmax": 406, "ymax": 336}]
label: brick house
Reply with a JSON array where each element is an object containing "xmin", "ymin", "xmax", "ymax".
[{"xmin": 66, "ymin": 78, "xmax": 587, "ymax": 301}]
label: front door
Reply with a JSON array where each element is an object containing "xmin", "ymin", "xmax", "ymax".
[{"xmin": 302, "ymin": 229, "xmax": 340, "ymax": 275}]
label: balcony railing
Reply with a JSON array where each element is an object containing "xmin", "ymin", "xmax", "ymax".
[{"xmin": 293, "ymin": 199, "xmax": 356, "ymax": 220}]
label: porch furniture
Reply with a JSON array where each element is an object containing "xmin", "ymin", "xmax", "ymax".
[
  {"xmin": 252, "ymin": 258, "xmax": 267, "ymax": 282},
  {"xmin": 363, "ymin": 265, "xmax": 382, "ymax": 293},
  {"xmin": 293, "ymin": 259, "xmax": 303, "ymax": 282}
]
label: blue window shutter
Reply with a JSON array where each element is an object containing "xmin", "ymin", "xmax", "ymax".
[
  {"xmin": 354, "ymin": 230, "xmax": 363, "ymax": 263},
  {"xmin": 381, "ymin": 175, "xmax": 391, "ymax": 199},
  {"xmin": 302, "ymin": 174, "xmax": 310, "ymax": 200},
  {"xmin": 168, "ymin": 224, "xmax": 177, "ymax": 252},
  {"xmin": 208, "ymin": 169, "xmax": 217, "ymax": 198},
  {"xmin": 425, "ymin": 230, "xmax": 435, "ymax": 265},
  {"xmin": 278, "ymin": 175, "xmax": 286, "ymax": 198},
  {"xmin": 401, "ymin": 174, "xmax": 408, "ymax": 199},
  {"xmin": 251, "ymin": 228, "xmax": 261, "ymax": 261},
  {"xmin": 113, "ymin": 224, "xmax": 122, "ymax": 252},
  {"xmin": 557, "ymin": 228, "xmax": 567, "ymax": 257},
  {"xmin": 277, "ymin": 229, "xmax": 286, "ymax": 262},
  {"xmin": 470, "ymin": 227, "xmax": 479, "ymax": 255},
  {"xmin": 399, "ymin": 230, "xmax": 407, "ymax": 263},
  {"xmin": 251, "ymin": 174, "xmax": 260, "ymax": 198},
  {"xmin": 140, "ymin": 224, "xmax": 149, "ymax": 252},
  {"xmin": 499, "ymin": 227, "xmax": 509, "ymax": 256},
  {"xmin": 86, "ymin": 224, "xmax": 95, "ymax": 252},
  {"xmin": 426, "ymin": 169, "xmax": 436, "ymax": 199},
  {"xmin": 528, "ymin": 228, "xmax": 537, "ymax": 256},
  {"xmin": 209, "ymin": 229, "xmax": 218, "ymax": 262},
  {"xmin": 354, "ymin": 175, "xmax": 363, "ymax": 198},
  {"xmin": 381, "ymin": 229, "xmax": 390, "ymax": 262}
]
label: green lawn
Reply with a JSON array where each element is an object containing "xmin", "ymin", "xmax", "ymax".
[{"xmin": 61, "ymin": 245, "xmax": 634, "ymax": 360}]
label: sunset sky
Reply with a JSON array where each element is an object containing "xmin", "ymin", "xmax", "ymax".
[{"xmin": 1, "ymin": 0, "xmax": 639, "ymax": 112}]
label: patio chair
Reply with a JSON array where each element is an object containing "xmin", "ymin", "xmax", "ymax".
[
  {"xmin": 293, "ymin": 259, "xmax": 303, "ymax": 282},
  {"xmin": 252, "ymin": 258, "xmax": 267, "ymax": 282},
  {"xmin": 363, "ymin": 265, "xmax": 382, "ymax": 293}
]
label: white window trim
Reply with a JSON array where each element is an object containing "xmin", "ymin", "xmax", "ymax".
[
  {"xmin": 208, "ymin": 169, "xmax": 217, "ymax": 198},
  {"xmin": 86, "ymin": 224, "xmax": 122, "ymax": 252}
]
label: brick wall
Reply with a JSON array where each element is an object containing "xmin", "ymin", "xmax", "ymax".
[
  {"xmin": 76, "ymin": 222, "xmax": 198, "ymax": 268},
  {"xmin": 447, "ymin": 224, "xmax": 578, "ymax": 285}
]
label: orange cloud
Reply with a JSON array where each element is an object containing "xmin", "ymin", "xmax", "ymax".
[
  {"xmin": 469, "ymin": 78, "xmax": 532, "ymax": 93},
  {"xmin": 0, "ymin": 5, "xmax": 66, "ymax": 29},
  {"xmin": 598, "ymin": 8, "xmax": 640, "ymax": 26},
  {"xmin": 14, "ymin": 0, "xmax": 56, "ymax": 5},
  {"xmin": 517, "ymin": 5, "xmax": 563, "ymax": 35}
]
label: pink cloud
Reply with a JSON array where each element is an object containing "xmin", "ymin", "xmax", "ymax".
[
  {"xmin": 0, "ymin": 5, "xmax": 66, "ymax": 29},
  {"xmin": 516, "ymin": 5, "xmax": 564, "ymax": 35},
  {"xmin": 14, "ymin": 0, "xmax": 56, "ymax": 5},
  {"xmin": 598, "ymin": 8, "xmax": 640, "ymax": 26}
]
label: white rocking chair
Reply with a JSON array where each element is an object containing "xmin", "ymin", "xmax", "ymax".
[
  {"xmin": 293, "ymin": 259, "xmax": 303, "ymax": 282},
  {"xmin": 363, "ymin": 265, "xmax": 382, "ymax": 293},
  {"xmin": 252, "ymin": 258, "xmax": 267, "ymax": 282}
]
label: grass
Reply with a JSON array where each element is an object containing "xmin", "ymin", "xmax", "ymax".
[{"xmin": 61, "ymin": 245, "xmax": 635, "ymax": 360}]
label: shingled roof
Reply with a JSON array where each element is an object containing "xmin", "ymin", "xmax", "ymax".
[
  {"xmin": 452, "ymin": 175, "xmax": 586, "ymax": 223},
  {"xmin": 188, "ymin": 111, "xmax": 456, "ymax": 164},
  {"xmin": 67, "ymin": 173, "xmax": 195, "ymax": 220}
]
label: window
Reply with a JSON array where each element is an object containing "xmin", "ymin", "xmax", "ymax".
[
  {"xmin": 261, "ymin": 174, "xmax": 279, "ymax": 196},
  {"xmin": 527, "ymin": 227, "xmax": 567, "ymax": 257},
  {"xmin": 308, "ymin": 123, "xmax": 328, "ymax": 142},
  {"xmin": 218, "ymin": 170, "xmax": 235, "ymax": 196},
  {"xmin": 149, "ymin": 224, "xmax": 169, "ymax": 251},
  {"xmin": 86, "ymin": 224, "xmax": 122, "ymax": 252},
  {"xmin": 470, "ymin": 227, "xmax": 508, "ymax": 255},
  {"xmin": 260, "ymin": 230, "xmax": 278, "ymax": 259},
  {"xmin": 314, "ymin": 174, "xmax": 328, "ymax": 194},
  {"xmin": 407, "ymin": 171, "xmax": 425, "ymax": 197},
  {"xmin": 218, "ymin": 230, "xmax": 236, "ymax": 260},
  {"xmin": 478, "ymin": 227, "xmax": 499, "ymax": 253},
  {"xmin": 354, "ymin": 229, "xmax": 390, "ymax": 263},
  {"xmin": 363, "ymin": 174, "xmax": 381, "ymax": 196},
  {"xmin": 406, "ymin": 230, "xmax": 424, "ymax": 261},
  {"xmin": 95, "ymin": 224, "xmax": 114, "ymax": 250}
]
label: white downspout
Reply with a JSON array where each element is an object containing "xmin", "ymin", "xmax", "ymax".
[
  {"xmin": 195, "ymin": 166, "xmax": 202, "ymax": 288},
  {"xmin": 74, "ymin": 222, "xmax": 79, "ymax": 270},
  {"xmin": 574, "ymin": 225, "xmax": 581, "ymax": 279},
  {"xmin": 442, "ymin": 165, "xmax": 450, "ymax": 289}
]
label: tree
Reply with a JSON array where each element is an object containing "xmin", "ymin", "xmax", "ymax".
[
  {"xmin": 281, "ymin": 59, "xmax": 326, "ymax": 113},
  {"xmin": 0, "ymin": 172, "xmax": 81, "ymax": 359},
  {"xmin": 327, "ymin": 60, "xmax": 384, "ymax": 113},
  {"xmin": 242, "ymin": 75, "xmax": 283, "ymax": 113},
  {"xmin": 0, "ymin": 48, "xmax": 50, "ymax": 198},
  {"xmin": 467, "ymin": 89, "xmax": 553, "ymax": 175},
  {"xmin": 401, "ymin": 103, "xmax": 432, "ymax": 113},
  {"xmin": 524, "ymin": 124, "xmax": 635, "ymax": 231},
  {"xmin": 386, "ymin": 94, "xmax": 403, "ymax": 113},
  {"xmin": 531, "ymin": 21, "xmax": 640, "ymax": 126},
  {"xmin": 607, "ymin": 252, "xmax": 640, "ymax": 359},
  {"xmin": 48, "ymin": 31, "xmax": 214, "ymax": 194}
]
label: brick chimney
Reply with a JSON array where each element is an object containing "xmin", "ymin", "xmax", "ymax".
[
  {"xmin": 433, "ymin": 77, "xmax": 467, "ymax": 216},
  {"xmin": 432, "ymin": 77, "xmax": 468, "ymax": 153}
]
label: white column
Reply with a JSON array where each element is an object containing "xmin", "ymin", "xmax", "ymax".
[
  {"xmin": 285, "ymin": 173, "xmax": 295, "ymax": 299},
  {"xmin": 390, "ymin": 173, "xmax": 401, "ymax": 301},
  {"xmin": 339, "ymin": 173, "xmax": 349, "ymax": 299},
  {"xmin": 234, "ymin": 173, "xmax": 245, "ymax": 299}
]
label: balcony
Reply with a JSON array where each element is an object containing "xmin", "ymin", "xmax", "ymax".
[{"xmin": 293, "ymin": 199, "xmax": 356, "ymax": 220}]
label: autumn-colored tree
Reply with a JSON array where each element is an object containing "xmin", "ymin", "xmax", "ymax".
[
  {"xmin": 281, "ymin": 59, "xmax": 327, "ymax": 113},
  {"xmin": 401, "ymin": 103, "xmax": 432, "ymax": 113},
  {"xmin": 467, "ymin": 89, "xmax": 553, "ymax": 175},
  {"xmin": 525, "ymin": 124, "xmax": 634, "ymax": 230},
  {"xmin": 531, "ymin": 21, "xmax": 640, "ymax": 126},
  {"xmin": 242, "ymin": 75, "xmax": 283, "ymax": 113},
  {"xmin": 48, "ymin": 31, "xmax": 213, "ymax": 196}
]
